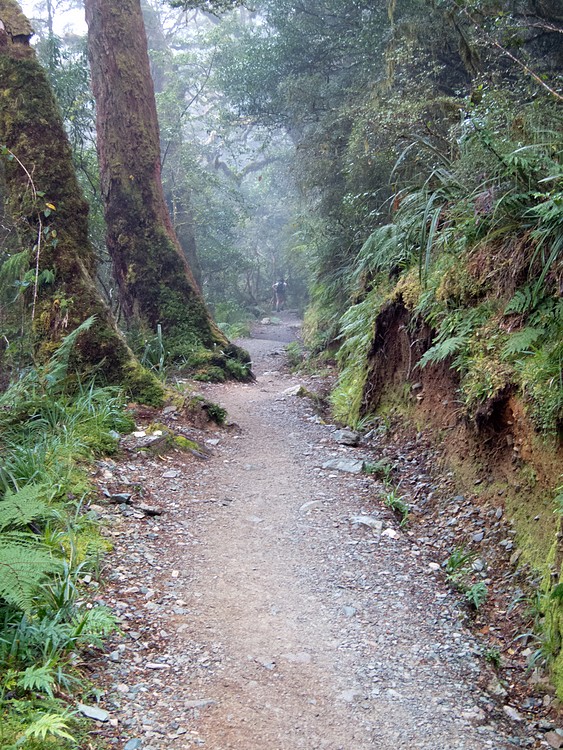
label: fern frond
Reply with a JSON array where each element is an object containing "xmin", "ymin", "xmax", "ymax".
[
  {"xmin": 0, "ymin": 484, "xmax": 54, "ymax": 530},
  {"xmin": 502, "ymin": 327, "xmax": 544, "ymax": 358},
  {"xmin": 0, "ymin": 249, "xmax": 30, "ymax": 286},
  {"xmin": 24, "ymin": 713, "xmax": 75, "ymax": 742},
  {"xmin": 418, "ymin": 334, "xmax": 468, "ymax": 368},
  {"xmin": 504, "ymin": 286, "xmax": 540, "ymax": 315},
  {"xmin": 43, "ymin": 316, "xmax": 96, "ymax": 392},
  {"xmin": 0, "ymin": 543, "xmax": 61, "ymax": 610},
  {"xmin": 17, "ymin": 664, "xmax": 56, "ymax": 697}
]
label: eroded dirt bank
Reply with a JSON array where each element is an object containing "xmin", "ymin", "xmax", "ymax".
[{"xmin": 91, "ymin": 313, "xmax": 553, "ymax": 750}]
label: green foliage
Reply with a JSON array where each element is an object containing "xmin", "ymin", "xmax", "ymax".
[
  {"xmin": 23, "ymin": 712, "xmax": 75, "ymax": 742},
  {"xmin": 445, "ymin": 546, "xmax": 475, "ymax": 576},
  {"xmin": 0, "ymin": 329, "xmax": 128, "ymax": 742},
  {"xmin": 140, "ymin": 324, "xmax": 167, "ymax": 380},
  {"xmin": 466, "ymin": 581, "xmax": 488, "ymax": 610},
  {"xmin": 363, "ymin": 459, "xmax": 394, "ymax": 484},
  {"xmin": 0, "ymin": 486, "xmax": 54, "ymax": 531},
  {"xmin": 382, "ymin": 489, "xmax": 409, "ymax": 527},
  {"xmin": 330, "ymin": 284, "xmax": 388, "ymax": 426},
  {"xmin": 483, "ymin": 647, "xmax": 501, "ymax": 668}
]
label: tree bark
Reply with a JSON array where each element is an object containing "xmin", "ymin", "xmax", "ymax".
[
  {"xmin": 0, "ymin": 0, "xmax": 162, "ymax": 402},
  {"xmin": 84, "ymin": 0, "xmax": 249, "ymax": 376}
]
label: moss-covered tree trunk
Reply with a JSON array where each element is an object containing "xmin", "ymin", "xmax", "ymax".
[
  {"xmin": 0, "ymin": 0, "xmax": 160, "ymax": 400},
  {"xmin": 84, "ymin": 0, "xmax": 249, "ymax": 376}
]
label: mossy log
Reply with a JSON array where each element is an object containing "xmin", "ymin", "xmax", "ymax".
[
  {"xmin": 84, "ymin": 0, "xmax": 250, "ymax": 377},
  {"xmin": 0, "ymin": 0, "xmax": 163, "ymax": 403}
]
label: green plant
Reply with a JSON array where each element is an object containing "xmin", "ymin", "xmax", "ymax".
[
  {"xmin": 363, "ymin": 458, "xmax": 393, "ymax": 484},
  {"xmin": 285, "ymin": 341, "xmax": 304, "ymax": 370},
  {"xmin": 445, "ymin": 546, "xmax": 475, "ymax": 576},
  {"xmin": 483, "ymin": 646, "xmax": 501, "ymax": 668},
  {"xmin": 382, "ymin": 488, "xmax": 409, "ymax": 527},
  {"xmin": 140, "ymin": 324, "xmax": 167, "ymax": 379},
  {"xmin": 466, "ymin": 581, "xmax": 488, "ymax": 610}
]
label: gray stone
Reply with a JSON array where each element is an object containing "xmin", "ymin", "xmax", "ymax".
[
  {"xmin": 545, "ymin": 731, "xmax": 563, "ymax": 749},
  {"xmin": 333, "ymin": 429, "xmax": 360, "ymax": 446},
  {"xmin": 503, "ymin": 705, "xmax": 524, "ymax": 722},
  {"xmin": 162, "ymin": 470, "xmax": 179, "ymax": 479},
  {"xmin": 322, "ymin": 458, "xmax": 365, "ymax": 474},
  {"xmin": 109, "ymin": 493, "xmax": 132, "ymax": 504},
  {"xmin": 343, "ymin": 606, "xmax": 357, "ymax": 617},
  {"xmin": 77, "ymin": 703, "xmax": 110, "ymax": 722},
  {"xmin": 338, "ymin": 689, "xmax": 362, "ymax": 703},
  {"xmin": 124, "ymin": 740, "xmax": 143, "ymax": 750},
  {"xmin": 282, "ymin": 384, "xmax": 307, "ymax": 397},
  {"xmin": 472, "ymin": 532, "xmax": 484, "ymax": 542},
  {"xmin": 349, "ymin": 515, "xmax": 383, "ymax": 536}
]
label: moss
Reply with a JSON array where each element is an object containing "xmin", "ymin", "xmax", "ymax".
[
  {"xmin": 193, "ymin": 366, "xmax": 228, "ymax": 383},
  {"xmin": 122, "ymin": 362, "xmax": 165, "ymax": 406},
  {"xmin": 393, "ymin": 269, "xmax": 422, "ymax": 310},
  {"xmin": 202, "ymin": 400, "xmax": 227, "ymax": 425},
  {"xmin": 174, "ymin": 435, "xmax": 203, "ymax": 452}
]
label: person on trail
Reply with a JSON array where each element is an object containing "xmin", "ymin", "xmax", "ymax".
[{"xmin": 272, "ymin": 278, "xmax": 288, "ymax": 312}]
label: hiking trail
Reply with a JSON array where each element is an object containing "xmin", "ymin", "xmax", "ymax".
[{"xmin": 94, "ymin": 312, "xmax": 539, "ymax": 750}]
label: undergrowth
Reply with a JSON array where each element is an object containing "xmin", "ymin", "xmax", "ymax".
[
  {"xmin": 330, "ymin": 94, "xmax": 563, "ymax": 436},
  {"xmin": 0, "ymin": 322, "xmax": 131, "ymax": 747}
]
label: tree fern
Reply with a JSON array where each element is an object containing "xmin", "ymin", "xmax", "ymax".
[
  {"xmin": 0, "ymin": 249, "xmax": 30, "ymax": 299},
  {"xmin": 504, "ymin": 285, "xmax": 541, "ymax": 315}
]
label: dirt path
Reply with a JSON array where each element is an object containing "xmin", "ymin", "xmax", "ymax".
[{"xmin": 96, "ymin": 313, "xmax": 537, "ymax": 750}]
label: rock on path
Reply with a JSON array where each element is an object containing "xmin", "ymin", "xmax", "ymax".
[{"xmin": 99, "ymin": 311, "xmax": 532, "ymax": 749}]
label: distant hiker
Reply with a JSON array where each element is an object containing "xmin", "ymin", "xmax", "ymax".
[{"xmin": 272, "ymin": 278, "xmax": 288, "ymax": 311}]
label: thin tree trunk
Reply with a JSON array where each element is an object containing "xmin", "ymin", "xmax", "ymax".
[
  {"xmin": 0, "ymin": 0, "xmax": 163, "ymax": 403},
  {"xmin": 84, "ymin": 0, "xmax": 249, "ymax": 375}
]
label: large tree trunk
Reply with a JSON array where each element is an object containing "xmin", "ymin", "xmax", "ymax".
[
  {"xmin": 0, "ymin": 0, "xmax": 162, "ymax": 403},
  {"xmin": 84, "ymin": 0, "xmax": 249, "ymax": 376}
]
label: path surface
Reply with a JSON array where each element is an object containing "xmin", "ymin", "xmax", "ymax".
[{"xmin": 98, "ymin": 313, "xmax": 533, "ymax": 750}]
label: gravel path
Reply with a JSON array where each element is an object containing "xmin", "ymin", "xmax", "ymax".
[{"xmin": 95, "ymin": 313, "xmax": 539, "ymax": 750}]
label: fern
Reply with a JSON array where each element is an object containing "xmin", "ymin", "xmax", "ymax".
[
  {"xmin": 418, "ymin": 334, "xmax": 468, "ymax": 367},
  {"xmin": 0, "ymin": 250, "xmax": 30, "ymax": 298},
  {"xmin": 42, "ymin": 316, "xmax": 96, "ymax": 392},
  {"xmin": 502, "ymin": 327, "xmax": 543, "ymax": 358},
  {"xmin": 23, "ymin": 713, "xmax": 75, "ymax": 742},
  {"xmin": 17, "ymin": 664, "xmax": 56, "ymax": 697},
  {"xmin": 0, "ymin": 541, "xmax": 61, "ymax": 610},
  {"xmin": 504, "ymin": 285, "xmax": 541, "ymax": 315},
  {"xmin": 0, "ymin": 485, "xmax": 54, "ymax": 531}
]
